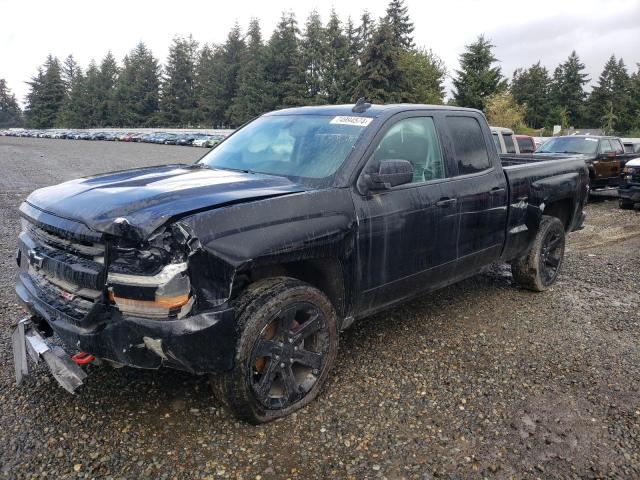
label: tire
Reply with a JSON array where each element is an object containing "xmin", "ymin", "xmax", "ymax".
[
  {"xmin": 213, "ymin": 277, "xmax": 338, "ymax": 423},
  {"xmin": 511, "ymin": 215, "xmax": 566, "ymax": 292},
  {"xmin": 619, "ymin": 198, "xmax": 634, "ymax": 210}
]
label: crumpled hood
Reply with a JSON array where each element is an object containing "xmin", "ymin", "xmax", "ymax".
[{"xmin": 25, "ymin": 164, "xmax": 305, "ymax": 240}]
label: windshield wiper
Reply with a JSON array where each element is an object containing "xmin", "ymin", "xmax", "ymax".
[
  {"xmin": 189, "ymin": 162, "xmax": 212, "ymax": 169},
  {"xmin": 189, "ymin": 163, "xmax": 259, "ymax": 174}
]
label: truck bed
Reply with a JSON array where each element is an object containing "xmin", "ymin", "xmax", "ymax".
[
  {"xmin": 499, "ymin": 154, "xmax": 589, "ymax": 262},
  {"xmin": 500, "ymin": 153, "xmax": 574, "ymax": 167}
]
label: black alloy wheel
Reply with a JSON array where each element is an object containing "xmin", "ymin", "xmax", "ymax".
[{"xmin": 249, "ymin": 302, "xmax": 329, "ymax": 410}]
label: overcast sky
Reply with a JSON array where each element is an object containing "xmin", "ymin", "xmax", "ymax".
[{"xmin": 1, "ymin": 0, "xmax": 639, "ymax": 106}]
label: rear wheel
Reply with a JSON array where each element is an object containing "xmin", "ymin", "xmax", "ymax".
[
  {"xmin": 619, "ymin": 198, "xmax": 634, "ymax": 210},
  {"xmin": 511, "ymin": 215, "xmax": 566, "ymax": 292},
  {"xmin": 213, "ymin": 277, "xmax": 338, "ymax": 423}
]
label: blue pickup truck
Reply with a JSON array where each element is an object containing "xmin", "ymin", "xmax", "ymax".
[{"xmin": 13, "ymin": 102, "xmax": 589, "ymax": 423}]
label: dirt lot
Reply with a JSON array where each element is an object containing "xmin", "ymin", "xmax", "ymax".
[{"xmin": 0, "ymin": 137, "xmax": 639, "ymax": 479}]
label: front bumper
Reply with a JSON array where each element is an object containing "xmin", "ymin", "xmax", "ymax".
[
  {"xmin": 16, "ymin": 272, "xmax": 238, "ymax": 374},
  {"xmin": 12, "ymin": 317, "xmax": 87, "ymax": 393},
  {"xmin": 618, "ymin": 185, "xmax": 640, "ymax": 202}
]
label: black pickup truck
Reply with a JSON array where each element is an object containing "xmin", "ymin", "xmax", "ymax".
[{"xmin": 12, "ymin": 103, "xmax": 589, "ymax": 423}]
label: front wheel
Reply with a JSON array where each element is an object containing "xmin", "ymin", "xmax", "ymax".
[
  {"xmin": 213, "ymin": 277, "xmax": 338, "ymax": 423},
  {"xmin": 619, "ymin": 198, "xmax": 634, "ymax": 210},
  {"xmin": 511, "ymin": 215, "xmax": 566, "ymax": 292}
]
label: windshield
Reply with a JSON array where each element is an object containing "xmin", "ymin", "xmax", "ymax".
[
  {"xmin": 537, "ymin": 137, "xmax": 598, "ymax": 154},
  {"xmin": 198, "ymin": 114, "xmax": 369, "ymax": 181}
]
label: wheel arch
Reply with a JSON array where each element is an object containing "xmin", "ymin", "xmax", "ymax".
[
  {"xmin": 240, "ymin": 258, "xmax": 347, "ymax": 321},
  {"xmin": 543, "ymin": 198, "xmax": 574, "ymax": 231}
]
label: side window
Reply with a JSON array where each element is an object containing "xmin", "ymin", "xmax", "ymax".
[
  {"xmin": 492, "ymin": 133, "xmax": 501, "ymax": 153},
  {"xmin": 503, "ymin": 134, "xmax": 516, "ymax": 154},
  {"xmin": 600, "ymin": 139, "xmax": 614, "ymax": 154},
  {"xmin": 517, "ymin": 137, "xmax": 535, "ymax": 153},
  {"xmin": 374, "ymin": 117, "xmax": 445, "ymax": 183},
  {"xmin": 446, "ymin": 116, "xmax": 491, "ymax": 175},
  {"xmin": 612, "ymin": 139, "xmax": 624, "ymax": 155}
]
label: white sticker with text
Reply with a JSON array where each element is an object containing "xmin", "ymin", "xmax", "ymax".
[{"xmin": 330, "ymin": 116, "xmax": 372, "ymax": 127}]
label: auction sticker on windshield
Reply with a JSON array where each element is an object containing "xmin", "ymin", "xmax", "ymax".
[{"xmin": 330, "ymin": 116, "xmax": 372, "ymax": 126}]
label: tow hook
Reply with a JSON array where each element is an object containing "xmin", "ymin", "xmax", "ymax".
[{"xmin": 71, "ymin": 352, "xmax": 95, "ymax": 366}]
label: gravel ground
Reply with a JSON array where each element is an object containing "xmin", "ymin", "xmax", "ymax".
[{"xmin": 0, "ymin": 137, "xmax": 639, "ymax": 479}]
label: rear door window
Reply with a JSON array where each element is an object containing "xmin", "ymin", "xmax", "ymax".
[
  {"xmin": 611, "ymin": 139, "xmax": 624, "ymax": 155},
  {"xmin": 600, "ymin": 139, "xmax": 614, "ymax": 154},
  {"xmin": 517, "ymin": 137, "xmax": 535, "ymax": 153},
  {"xmin": 503, "ymin": 134, "xmax": 516, "ymax": 154},
  {"xmin": 446, "ymin": 116, "xmax": 491, "ymax": 175},
  {"xmin": 492, "ymin": 133, "xmax": 501, "ymax": 153}
]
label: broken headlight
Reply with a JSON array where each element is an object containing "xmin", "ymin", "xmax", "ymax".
[
  {"xmin": 108, "ymin": 262, "xmax": 193, "ymax": 319},
  {"xmin": 107, "ymin": 226, "xmax": 194, "ymax": 319}
]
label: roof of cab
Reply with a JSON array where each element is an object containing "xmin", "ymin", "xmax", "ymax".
[
  {"xmin": 264, "ymin": 104, "xmax": 482, "ymax": 118},
  {"xmin": 490, "ymin": 126, "xmax": 514, "ymax": 134}
]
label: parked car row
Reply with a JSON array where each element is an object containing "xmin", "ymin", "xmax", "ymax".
[
  {"xmin": 491, "ymin": 128, "xmax": 640, "ymax": 210},
  {"xmin": 0, "ymin": 129, "xmax": 228, "ymax": 147},
  {"xmin": 490, "ymin": 127, "xmax": 536, "ymax": 155}
]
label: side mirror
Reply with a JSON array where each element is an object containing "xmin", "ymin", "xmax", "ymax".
[{"xmin": 368, "ymin": 159, "xmax": 413, "ymax": 190}]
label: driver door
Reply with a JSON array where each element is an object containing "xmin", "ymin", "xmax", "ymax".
[{"xmin": 352, "ymin": 113, "xmax": 459, "ymax": 314}]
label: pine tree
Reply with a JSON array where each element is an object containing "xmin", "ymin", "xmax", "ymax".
[
  {"xmin": 0, "ymin": 79, "xmax": 23, "ymax": 128},
  {"xmin": 511, "ymin": 62, "xmax": 551, "ymax": 129},
  {"xmin": 396, "ymin": 48, "xmax": 446, "ymax": 104},
  {"xmin": 114, "ymin": 42, "xmax": 161, "ymax": 127},
  {"xmin": 384, "ymin": 0, "xmax": 414, "ymax": 49},
  {"xmin": 630, "ymin": 64, "xmax": 640, "ymax": 133},
  {"xmin": 586, "ymin": 55, "xmax": 631, "ymax": 132},
  {"xmin": 160, "ymin": 35, "xmax": 199, "ymax": 126},
  {"xmin": 301, "ymin": 10, "xmax": 327, "ymax": 103},
  {"xmin": 61, "ymin": 55, "xmax": 81, "ymax": 91},
  {"xmin": 549, "ymin": 51, "xmax": 589, "ymax": 127},
  {"xmin": 357, "ymin": 11, "xmax": 376, "ymax": 58},
  {"xmin": 264, "ymin": 12, "xmax": 306, "ymax": 109},
  {"xmin": 64, "ymin": 69, "xmax": 88, "ymax": 127},
  {"xmin": 195, "ymin": 24, "xmax": 246, "ymax": 126},
  {"xmin": 452, "ymin": 35, "xmax": 506, "ymax": 110},
  {"xmin": 82, "ymin": 61, "xmax": 102, "ymax": 126},
  {"xmin": 56, "ymin": 55, "xmax": 83, "ymax": 127},
  {"xmin": 355, "ymin": 20, "xmax": 401, "ymax": 103},
  {"xmin": 228, "ymin": 19, "xmax": 268, "ymax": 126},
  {"xmin": 342, "ymin": 16, "xmax": 361, "ymax": 102},
  {"xmin": 323, "ymin": 10, "xmax": 352, "ymax": 104},
  {"xmin": 97, "ymin": 51, "xmax": 119, "ymax": 126},
  {"xmin": 218, "ymin": 24, "xmax": 246, "ymax": 124},
  {"xmin": 195, "ymin": 43, "xmax": 226, "ymax": 126},
  {"xmin": 25, "ymin": 55, "xmax": 66, "ymax": 128}
]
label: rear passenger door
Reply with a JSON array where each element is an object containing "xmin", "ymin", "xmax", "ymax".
[{"xmin": 440, "ymin": 115, "xmax": 509, "ymax": 275}]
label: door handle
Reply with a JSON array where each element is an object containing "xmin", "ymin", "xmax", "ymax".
[
  {"xmin": 489, "ymin": 187, "xmax": 506, "ymax": 195},
  {"xmin": 436, "ymin": 198, "xmax": 457, "ymax": 207}
]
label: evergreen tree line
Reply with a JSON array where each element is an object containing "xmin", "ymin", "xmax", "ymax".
[
  {"xmin": 18, "ymin": 1, "xmax": 445, "ymax": 129},
  {"xmin": 452, "ymin": 36, "xmax": 640, "ymax": 134},
  {"xmin": 4, "ymin": 0, "xmax": 639, "ymax": 134}
]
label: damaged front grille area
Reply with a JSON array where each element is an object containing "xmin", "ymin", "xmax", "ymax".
[
  {"xmin": 18, "ymin": 217, "xmax": 107, "ymax": 323},
  {"xmin": 19, "ymin": 211, "xmax": 195, "ymax": 323}
]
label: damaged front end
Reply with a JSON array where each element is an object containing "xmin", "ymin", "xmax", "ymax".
[{"xmin": 14, "ymin": 202, "xmax": 238, "ymax": 392}]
